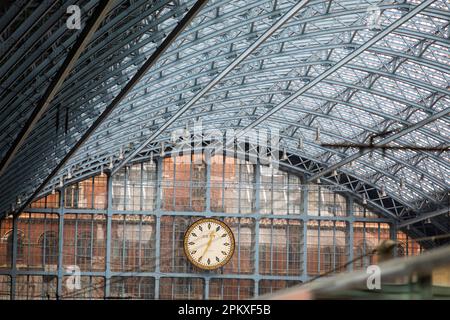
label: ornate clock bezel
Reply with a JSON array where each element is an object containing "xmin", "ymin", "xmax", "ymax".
[{"xmin": 183, "ymin": 218, "xmax": 235, "ymax": 270}]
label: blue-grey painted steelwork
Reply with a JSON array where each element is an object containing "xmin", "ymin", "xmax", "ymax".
[
  {"xmin": 105, "ymin": 173, "xmax": 113, "ymax": 297},
  {"xmin": 0, "ymin": 0, "xmax": 448, "ymax": 278},
  {"xmin": 56, "ymin": 191, "xmax": 65, "ymax": 298},
  {"xmin": 0, "ymin": 155, "xmax": 412, "ymax": 299}
]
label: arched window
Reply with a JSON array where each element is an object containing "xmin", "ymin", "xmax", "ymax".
[
  {"xmin": 141, "ymin": 240, "xmax": 155, "ymax": 271},
  {"xmin": 322, "ymin": 246, "xmax": 333, "ymax": 273},
  {"xmin": 321, "ymin": 244, "xmax": 346, "ymax": 273},
  {"xmin": 335, "ymin": 246, "xmax": 346, "ymax": 272},
  {"xmin": 175, "ymin": 218, "xmax": 191, "ymax": 272},
  {"xmin": 39, "ymin": 231, "xmax": 58, "ymax": 266},
  {"xmin": 353, "ymin": 245, "xmax": 365, "ymax": 270},
  {"xmin": 77, "ymin": 232, "xmax": 92, "ymax": 266},
  {"xmin": 397, "ymin": 242, "xmax": 406, "ymax": 257},
  {"xmin": 354, "ymin": 240, "xmax": 375, "ymax": 270},
  {"xmin": 6, "ymin": 230, "xmax": 24, "ymax": 262}
]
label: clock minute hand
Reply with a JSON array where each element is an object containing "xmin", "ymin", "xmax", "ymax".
[{"xmin": 200, "ymin": 232, "xmax": 215, "ymax": 259}]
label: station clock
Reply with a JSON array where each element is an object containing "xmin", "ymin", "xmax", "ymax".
[{"xmin": 183, "ymin": 218, "xmax": 235, "ymax": 270}]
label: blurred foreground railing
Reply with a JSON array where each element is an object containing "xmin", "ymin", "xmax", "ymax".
[{"xmin": 259, "ymin": 244, "xmax": 450, "ymax": 300}]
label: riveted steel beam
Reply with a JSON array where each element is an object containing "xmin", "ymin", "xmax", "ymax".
[
  {"xmin": 111, "ymin": 0, "xmax": 312, "ymax": 175},
  {"xmin": 398, "ymin": 207, "xmax": 450, "ymax": 228},
  {"xmin": 10, "ymin": 0, "xmax": 209, "ymax": 218},
  {"xmin": 236, "ymin": 0, "xmax": 437, "ymax": 140},
  {"xmin": 0, "ymin": 0, "xmax": 117, "ymax": 176},
  {"xmin": 307, "ymin": 107, "xmax": 450, "ymax": 182}
]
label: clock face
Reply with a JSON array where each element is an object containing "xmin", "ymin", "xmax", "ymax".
[{"xmin": 184, "ymin": 218, "xmax": 235, "ymax": 270}]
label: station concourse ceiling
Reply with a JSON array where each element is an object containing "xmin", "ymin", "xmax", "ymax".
[{"xmin": 0, "ymin": 0, "xmax": 448, "ymax": 244}]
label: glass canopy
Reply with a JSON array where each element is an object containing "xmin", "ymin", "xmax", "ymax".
[{"xmin": 0, "ymin": 0, "xmax": 448, "ymax": 238}]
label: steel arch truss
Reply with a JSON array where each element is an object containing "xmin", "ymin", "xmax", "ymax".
[{"xmin": 0, "ymin": 0, "xmax": 449, "ymax": 241}]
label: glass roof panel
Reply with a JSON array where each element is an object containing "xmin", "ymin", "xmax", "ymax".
[{"xmin": 0, "ymin": 0, "xmax": 448, "ymax": 220}]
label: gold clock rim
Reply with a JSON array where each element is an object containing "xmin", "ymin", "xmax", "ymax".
[{"xmin": 183, "ymin": 218, "xmax": 235, "ymax": 271}]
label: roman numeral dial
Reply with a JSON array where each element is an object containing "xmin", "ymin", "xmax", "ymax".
[{"xmin": 184, "ymin": 218, "xmax": 235, "ymax": 270}]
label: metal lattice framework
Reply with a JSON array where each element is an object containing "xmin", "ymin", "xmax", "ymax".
[{"xmin": 0, "ymin": 0, "xmax": 449, "ymax": 240}]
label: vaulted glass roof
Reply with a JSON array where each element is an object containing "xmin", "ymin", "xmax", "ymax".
[{"xmin": 0, "ymin": 0, "xmax": 448, "ymax": 237}]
